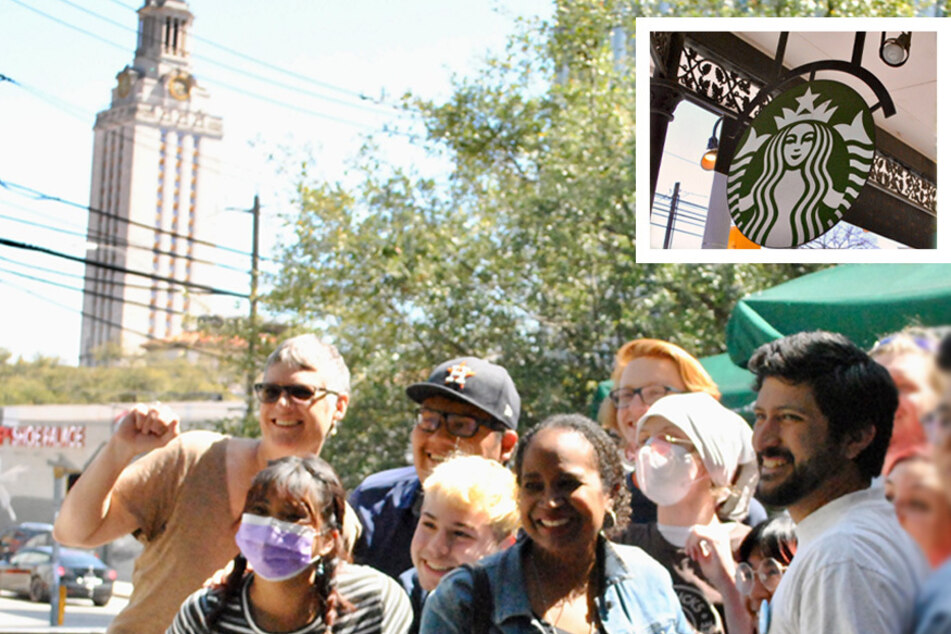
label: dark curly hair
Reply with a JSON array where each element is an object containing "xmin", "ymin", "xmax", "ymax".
[
  {"xmin": 513, "ymin": 413, "xmax": 630, "ymax": 537},
  {"xmin": 207, "ymin": 456, "xmax": 353, "ymax": 628}
]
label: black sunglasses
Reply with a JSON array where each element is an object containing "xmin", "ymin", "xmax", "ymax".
[{"xmin": 254, "ymin": 382, "xmax": 339, "ymax": 404}]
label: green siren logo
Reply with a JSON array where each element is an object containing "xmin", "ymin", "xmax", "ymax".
[{"xmin": 727, "ymin": 80, "xmax": 875, "ymax": 247}]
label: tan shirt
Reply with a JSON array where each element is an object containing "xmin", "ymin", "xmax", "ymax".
[{"xmin": 109, "ymin": 431, "xmax": 238, "ymax": 634}]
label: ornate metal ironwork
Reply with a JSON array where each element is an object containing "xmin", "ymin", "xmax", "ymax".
[
  {"xmin": 650, "ymin": 32, "xmax": 672, "ymax": 73},
  {"xmin": 676, "ymin": 45, "xmax": 759, "ymax": 115},
  {"xmin": 869, "ymin": 154, "xmax": 937, "ymax": 214},
  {"xmin": 650, "ymin": 80, "xmax": 683, "ymax": 120}
]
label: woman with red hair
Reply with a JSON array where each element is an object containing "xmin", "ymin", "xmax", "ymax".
[{"xmin": 602, "ymin": 338, "xmax": 763, "ymax": 526}]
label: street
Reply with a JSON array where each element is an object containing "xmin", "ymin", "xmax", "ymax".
[{"xmin": 0, "ymin": 586, "xmax": 128, "ymax": 630}]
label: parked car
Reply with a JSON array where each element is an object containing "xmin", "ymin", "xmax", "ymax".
[
  {"xmin": 0, "ymin": 546, "xmax": 115, "ymax": 606},
  {"xmin": 0, "ymin": 522, "xmax": 54, "ymax": 560}
]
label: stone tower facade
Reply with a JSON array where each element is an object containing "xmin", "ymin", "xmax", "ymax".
[{"xmin": 80, "ymin": 0, "xmax": 223, "ymax": 364}]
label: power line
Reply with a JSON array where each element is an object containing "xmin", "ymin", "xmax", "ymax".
[
  {"xmin": 0, "ymin": 274, "xmax": 226, "ymax": 360},
  {"xmin": 0, "ymin": 253, "xmax": 165, "ymax": 293},
  {"xmin": 0, "ymin": 237, "xmax": 249, "ymax": 298},
  {"xmin": 4, "ymin": 73, "xmax": 286, "ymax": 187},
  {"xmin": 648, "ymin": 222, "xmax": 704, "ymax": 239},
  {"xmin": 0, "ymin": 208, "xmax": 253, "ymax": 275},
  {"xmin": 0, "ymin": 178, "xmax": 264, "ymax": 261},
  {"xmin": 8, "ymin": 0, "xmax": 403, "ymax": 133},
  {"xmin": 100, "ymin": 0, "xmax": 403, "ymax": 112},
  {"xmin": 0, "ymin": 264, "xmax": 187, "ymax": 316},
  {"xmin": 57, "ymin": 0, "xmax": 401, "ymax": 118}
]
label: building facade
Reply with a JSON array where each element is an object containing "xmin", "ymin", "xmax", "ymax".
[{"xmin": 80, "ymin": 0, "xmax": 223, "ymax": 365}]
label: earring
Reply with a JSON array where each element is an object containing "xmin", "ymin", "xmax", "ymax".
[{"xmin": 603, "ymin": 508, "xmax": 617, "ymax": 530}]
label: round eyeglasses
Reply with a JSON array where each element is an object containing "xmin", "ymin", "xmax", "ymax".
[
  {"xmin": 254, "ymin": 382, "xmax": 339, "ymax": 404},
  {"xmin": 735, "ymin": 557, "xmax": 788, "ymax": 595},
  {"xmin": 415, "ymin": 407, "xmax": 498, "ymax": 439},
  {"xmin": 608, "ymin": 385, "xmax": 682, "ymax": 410}
]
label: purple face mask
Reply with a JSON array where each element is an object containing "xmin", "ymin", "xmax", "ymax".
[{"xmin": 235, "ymin": 513, "xmax": 318, "ymax": 581}]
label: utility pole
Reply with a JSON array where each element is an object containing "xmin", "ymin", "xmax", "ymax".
[
  {"xmin": 245, "ymin": 195, "xmax": 260, "ymax": 421},
  {"xmin": 663, "ymin": 182, "xmax": 681, "ymax": 249}
]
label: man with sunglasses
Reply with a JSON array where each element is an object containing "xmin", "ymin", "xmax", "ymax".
[
  {"xmin": 52, "ymin": 334, "xmax": 350, "ymax": 633},
  {"xmin": 349, "ymin": 356, "xmax": 520, "ymax": 580},
  {"xmin": 748, "ymin": 331, "xmax": 927, "ymax": 634}
]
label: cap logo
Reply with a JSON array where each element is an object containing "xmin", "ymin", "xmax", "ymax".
[
  {"xmin": 504, "ymin": 404, "xmax": 514, "ymax": 419},
  {"xmin": 445, "ymin": 362, "xmax": 476, "ymax": 390}
]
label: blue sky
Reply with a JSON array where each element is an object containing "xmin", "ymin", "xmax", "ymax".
[{"xmin": 0, "ymin": 0, "xmax": 554, "ymax": 363}]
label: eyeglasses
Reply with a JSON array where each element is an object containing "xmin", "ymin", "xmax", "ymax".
[
  {"xmin": 253, "ymin": 382, "xmax": 339, "ymax": 404},
  {"xmin": 639, "ymin": 433, "xmax": 696, "ymax": 453},
  {"xmin": 871, "ymin": 334, "xmax": 936, "ymax": 354},
  {"xmin": 735, "ymin": 558, "xmax": 788, "ymax": 595},
  {"xmin": 608, "ymin": 385, "xmax": 682, "ymax": 409},
  {"xmin": 415, "ymin": 407, "xmax": 498, "ymax": 439}
]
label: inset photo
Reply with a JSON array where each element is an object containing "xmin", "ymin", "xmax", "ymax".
[{"xmin": 636, "ymin": 19, "xmax": 942, "ymax": 262}]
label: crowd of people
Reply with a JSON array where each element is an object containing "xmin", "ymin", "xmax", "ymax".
[{"xmin": 50, "ymin": 327, "xmax": 951, "ymax": 633}]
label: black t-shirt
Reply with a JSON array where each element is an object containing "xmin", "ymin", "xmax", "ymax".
[{"xmin": 617, "ymin": 522, "xmax": 748, "ymax": 634}]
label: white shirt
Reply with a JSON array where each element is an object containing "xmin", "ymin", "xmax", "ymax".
[{"xmin": 768, "ymin": 487, "xmax": 928, "ymax": 634}]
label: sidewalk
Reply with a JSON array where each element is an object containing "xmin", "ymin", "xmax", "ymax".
[{"xmin": 111, "ymin": 582, "xmax": 132, "ymax": 600}]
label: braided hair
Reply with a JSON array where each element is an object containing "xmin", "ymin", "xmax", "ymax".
[{"xmin": 206, "ymin": 456, "xmax": 353, "ymax": 629}]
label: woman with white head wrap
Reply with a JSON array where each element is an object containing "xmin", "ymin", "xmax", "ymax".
[{"xmin": 617, "ymin": 392, "xmax": 758, "ymax": 634}]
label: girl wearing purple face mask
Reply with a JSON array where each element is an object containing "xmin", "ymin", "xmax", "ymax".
[
  {"xmin": 616, "ymin": 393, "xmax": 759, "ymax": 634},
  {"xmin": 167, "ymin": 456, "xmax": 411, "ymax": 634}
]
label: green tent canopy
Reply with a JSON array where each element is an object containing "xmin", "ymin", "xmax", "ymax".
[
  {"xmin": 699, "ymin": 352, "xmax": 756, "ymax": 412},
  {"xmin": 726, "ymin": 263, "xmax": 951, "ymax": 368},
  {"xmin": 589, "ymin": 264, "xmax": 951, "ymax": 420}
]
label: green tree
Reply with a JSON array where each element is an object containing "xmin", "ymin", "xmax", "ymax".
[
  {"xmin": 0, "ymin": 349, "xmax": 237, "ymax": 406},
  {"xmin": 633, "ymin": 0, "xmax": 923, "ymax": 16},
  {"xmin": 266, "ymin": 2, "xmax": 832, "ymax": 487}
]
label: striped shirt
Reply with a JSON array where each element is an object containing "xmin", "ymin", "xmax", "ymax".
[{"xmin": 167, "ymin": 563, "xmax": 412, "ymax": 634}]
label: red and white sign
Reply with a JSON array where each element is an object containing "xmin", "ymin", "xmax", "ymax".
[{"xmin": 0, "ymin": 425, "xmax": 86, "ymax": 448}]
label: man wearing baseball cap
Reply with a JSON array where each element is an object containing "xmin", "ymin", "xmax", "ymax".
[{"xmin": 349, "ymin": 356, "xmax": 520, "ymax": 579}]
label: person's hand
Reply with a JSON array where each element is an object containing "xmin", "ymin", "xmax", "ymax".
[
  {"xmin": 685, "ymin": 524, "xmax": 736, "ymax": 591},
  {"xmin": 111, "ymin": 402, "xmax": 181, "ymax": 461}
]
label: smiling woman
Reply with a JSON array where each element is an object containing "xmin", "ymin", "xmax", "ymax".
[{"xmin": 420, "ymin": 414, "xmax": 692, "ymax": 634}]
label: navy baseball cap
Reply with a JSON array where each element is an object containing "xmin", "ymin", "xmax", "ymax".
[{"xmin": 406, "ymin": 357, "xmax": 521, "ymax": 430}]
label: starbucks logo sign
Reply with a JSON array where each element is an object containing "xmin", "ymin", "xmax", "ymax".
[{"xmin": 727, "ymin": 80, "xmax": 875, "ymax": 247}]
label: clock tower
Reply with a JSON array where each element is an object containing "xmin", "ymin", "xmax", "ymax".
[{"xmin": 80, "ymin": 0, "xmax": 223, "ymax": 365}]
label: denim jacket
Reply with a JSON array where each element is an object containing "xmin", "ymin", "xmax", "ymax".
[{"xmin": 419, "ymin": 537, "xmax": 691, "ymax": 634}]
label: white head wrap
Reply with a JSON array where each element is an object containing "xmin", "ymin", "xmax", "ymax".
[{"xmin": 636, "ymin": 392, "xmax": 758, "ymax": 521}]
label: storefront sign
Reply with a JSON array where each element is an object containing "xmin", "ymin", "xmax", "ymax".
[
  {"xmin": 0, "ymin": 425, "xmax": 86, "ymax": 448},
  {"xmin": 727, "ymin": 80, "xmax": 875, "ymax": 247}
]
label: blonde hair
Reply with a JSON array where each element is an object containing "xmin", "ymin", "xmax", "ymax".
[
  {"xmin": 422, "ymin": 455, "xmax": 519, "ymax": 542},
  {"xmin": 601, "ymin": 338, "xmax": 720, "ymax": 432}
]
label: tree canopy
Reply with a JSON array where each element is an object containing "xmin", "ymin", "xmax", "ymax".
[
  {"xmin": 0, "ymin": 348, "xmax": 235, "ymax": 406},
  {"xmin": 263, "ymin": 1, "xmax": 837, "ymax": 486}
]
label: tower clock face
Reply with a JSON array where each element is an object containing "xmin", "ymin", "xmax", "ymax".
[{"xmin": 168, "ymin": 73, "xmax": 191, "ymax": 101}]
